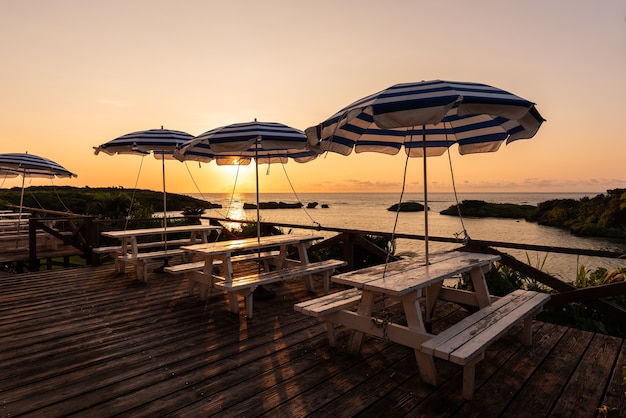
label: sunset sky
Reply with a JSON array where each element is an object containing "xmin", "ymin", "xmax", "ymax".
[{"xmin": 1, "ymin": 1, "xmax": 625, "ymax": 196}]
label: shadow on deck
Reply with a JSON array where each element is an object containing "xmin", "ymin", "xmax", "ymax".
[{"xmin": 1, "ymin": 259, "xmax": 625, "ymax": 417}]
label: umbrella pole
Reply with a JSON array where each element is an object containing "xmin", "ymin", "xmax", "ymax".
[
  {"xmin": 422, "ymin": 125, "xmax": 429, "ymax": 265},
  {"xmin": 252, "ymin": 137, "xmax": 273, "ymax": 300},
  {"xmin": 17, "ymin": 175, "xmax": 25, "ymax": 243},
  {"xmin": 161, "ymin": 153, "xmax": 169, "ymax": 268},
  {"xmin": 255, "ymin": 140, "xmax": 261, "ymax": 242},
  {"xmin": 162, "ymin": 153, "xmax": 167, "ymax": 238}
]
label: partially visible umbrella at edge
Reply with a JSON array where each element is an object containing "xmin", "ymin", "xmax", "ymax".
[{"xmin": 0, "ymin": 152, "xmax": 77, "ymax": 236}]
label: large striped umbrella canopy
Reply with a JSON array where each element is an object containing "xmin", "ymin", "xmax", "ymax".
[
  {"xmin": 0, "ymin": 152, "xmax": 77, "ymax": 231},
  {"xmin": 94, "ymin": 128, "xmax": 194, "ymax": 245},
  {"xmin": 176, "ymin": 121, "xmax": 319, "ymax": 238},
  {"xmin": 305, "ymin": 80, "xmax": 544, "ymax": 263}
]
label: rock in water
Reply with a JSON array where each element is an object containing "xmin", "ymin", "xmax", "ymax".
[{"xmin": 387, "ymin": 201, "xmax": 425, "ymax": 212}]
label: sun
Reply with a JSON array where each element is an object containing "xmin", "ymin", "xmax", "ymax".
[{"xmin": 211, "ymin": 163, "xmax": 257, "ymax": 193}]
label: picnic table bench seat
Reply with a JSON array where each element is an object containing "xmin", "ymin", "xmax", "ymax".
[
  {"xmin": 294, "ymin": 288, "xmax": 363, "ymax": 346},
  {"xmin": 92, "ymin": 237, "xmax": 194, "ymax": 255},
  {"xmin": 213, "ymin": 259, "xmax": 347, "ymax": 318},
  {"xmin": 115, "ymin": 248, "xmax": 187, "ymax": 282},
  {"xmin": 164, "ymin": 250, "xmax": 282, "ymax": 275},
  {"xmin": 94, "ymin": 238, "xmax": 198, "ymax": 274},
  {"xmin": 420, "ymin": 289, "xmax": 550, "ymax": 399},
  {"xmin": 164, "ymin": 250, "xmax": 281, "ymax": 298}
]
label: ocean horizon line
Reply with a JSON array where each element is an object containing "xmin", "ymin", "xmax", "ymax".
[{"xmin": 184, "ymin": 190, "xmax": 605, "ymax": 196}]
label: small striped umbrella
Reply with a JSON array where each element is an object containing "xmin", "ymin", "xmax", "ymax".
[
  {"xmin": 94, "ymin": 128, "xmax": 194, "ymax": 233},
  {"xmin": 176, "ymin": 120, "xmax": 319, "ymax": 238},
  {"xmin": 94, "ymin": 128, "xmax": 193, "ymax": 158},
  {"xmin": 177, "ymin": 121, "xmax": 318, "ymax": 165},
  {"xmin": 0, "ymin": 152, "xmax": 76, "ymax": 232},
  {"xmin": 306, "ymin": 80, "xmax": 544, "ymax": 263},
  {"xmin": 0, "ymin": 153, "xmax": 76, "ymax": 179}
]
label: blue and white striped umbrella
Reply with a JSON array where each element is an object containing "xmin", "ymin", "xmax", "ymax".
[
  {"xmin": 94, "ymin": 128, "xmax": 194, "ymax": 241},
  {"xmin": 305, "ymin": 80, "xmax": 544, "ymax": 263},
  {"xmin": 0, "ymin": 153, "xmax": 76, "ymax": 231},
  {"xmin": 0, "ymin": 153, "xmax": 76, "ymax": 179},
  {"xmin": 94, "ymin": 128, "xmax": 194, "ymax": 159},
  {"xmin": 176, "ymin": 121, "xmax": 318, "ymax": 165},
  {"xmin": 176, "ymin": 121, "xmax": 319, "ymax": 239},
  {"xmin": 306, "ymin": 80, "xmax": 544, "ymax": 156}
]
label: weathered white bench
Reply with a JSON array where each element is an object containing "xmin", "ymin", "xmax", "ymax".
[
  {"xmin": 117, "ymin": 248, "xmax": 187, "ymax": 282},
  {"xmin": 93, "ymin": 238, "xmax": 192, "ymax": 256},
  {"xmin": 294, "ymin": 288, "xmax": 363, "ymax": 346},
  {"xmin": 213, "ymin": 259, "xmax": 347, "ymax": 318},
  {"xmin": 93, "ymin": 238, "xmax": 194, "ymax": 274},
  {"xmin": 420, "ymin": 289, "xmax": 550, "ymax": 399},
  {"xmin": 164, "ymin": 250, "xmax": 281, "ymax": 298}
]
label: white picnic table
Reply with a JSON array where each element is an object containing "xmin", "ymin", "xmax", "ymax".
[
  {"xmin": 181, "ymin": 234, "xmax": 324, "ymax": 281},
  {"xmin": 101, "ymin": 224, "xmax": 223, "ymax": 280},
  {"xmin": 180, "ymin": 234, "xmax": 333, "ymax": 315},
  {"xmin": 297, "ymin": 250, "xmax": 550, "ymax": 399},
  {"xmin": 102, "ymin": 224, "xmax": 222, "ymax": 257},
  {"xmin": 328, "ymin": 251, "xmax": 499, "ymax": 387}
]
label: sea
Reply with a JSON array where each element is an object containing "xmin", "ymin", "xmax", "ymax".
[{"xmin": 183, "ymin": 191, "xmax": 626, "ymax": 281}]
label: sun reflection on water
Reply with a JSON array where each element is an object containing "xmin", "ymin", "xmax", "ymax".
[{"xmin": 217, "ymin": 193, "xmax": 254, "ymax": 232}]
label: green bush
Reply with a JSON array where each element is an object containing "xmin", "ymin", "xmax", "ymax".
[{"xmin": 454, "ymin": 260, "xmax": 626, "ymax": 337}]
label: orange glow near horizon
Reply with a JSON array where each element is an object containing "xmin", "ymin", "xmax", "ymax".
[{"xmin": 1, "ymin": 1, "xmax": 625, "ymax": 195}]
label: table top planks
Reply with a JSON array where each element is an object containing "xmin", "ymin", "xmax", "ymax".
[
  {"xmin": 332, "ymin": 251, "xmax": 500, "ymax": 296},
  {"xmin": 101, "ymin": 224, "xmax": 222, "ymax": 239},
  {"xmin": 181, "ymin": 234, "xmax": 324, "ymax": 255}
]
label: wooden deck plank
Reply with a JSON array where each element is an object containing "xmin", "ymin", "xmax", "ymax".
[
  {"xmin": 0, "ymin": 261, "xmax": 625, "ymax": 416},
  {"xmin": 500, "ymin": 327, "xmax": 595, "ymax": 416},
  {"xmin": 453, "ymin": 321, "xmax": 568, "ymax": 417},
  {"xmin": 552, "ymin": 333, "xmax": 623, "ymax": 417},
  {"xmin": 600, "ymin": 340, "xmax": 626, "ymax": 418}
]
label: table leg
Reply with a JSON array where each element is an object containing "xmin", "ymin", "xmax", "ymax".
[
  {"xmin": 348, "ymin": 290, "xmax": 376, "ymax": 355},
  {"xmin": 275, "ymin": 244, "xmax": 289, "ymax": 269},
  {"xmin": 119, "ymin": 237, "xmax": 135, "ymax": 274},
  {"xmin": 424, "ymin": 282, "xmax": 443, "ymax": 327},
  {"xmin": 199, "ymin": 255, "xmax": 218, "ymax": 301},
  {"xmin": 296, "ymin": 243, "xmax": 315, "ymax": 292},
  {"xmin": 220, "ymin": 253, "xmax": 240, "ymax": 314},
  {"xmin": 130, "ymin": 237, "xmax": 138, "ymax": 258},
  {"xmin": 401, "ymin": 292, "xmax": 438, "ymax": 387},
  {"xmin": 469, "ymin": 266, "xmax": 491, "ymax": 308}
]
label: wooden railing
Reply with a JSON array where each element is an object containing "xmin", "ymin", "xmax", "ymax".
[
  {"xmin": 12, "ymin": 211, "xmax": 626, "ymax": 324},
  {"xmin": 17, "ymin": 206, "xmax": 98, "ymax": 270},
  {"xmin": 199, "ymin": 216, "xmax": 626, "ymax": 323}
]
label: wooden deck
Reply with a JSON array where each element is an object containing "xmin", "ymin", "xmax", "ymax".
[{"xmin": 1, "ymin": 259, "xmax": 626, "ymax": 417}]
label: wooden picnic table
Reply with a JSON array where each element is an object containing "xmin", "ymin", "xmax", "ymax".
[
  {"xmin": 102, "ymin": 224, "xmax": 222, "ymax": 257},
  {"xmin": 181, "ymin": 234, "xmax": 323, "ymax": 281},
  {"xmin": 296, "ymin": 250, "xmax": 550, "ymax": 399},
  {"xmin": 180, "ymin": 234, "xmax": 345, "ymax": 317},
  {"xmin": 100, "ymin": 224, "xmax": 223, "ymax": 281},
  {"xmin": 329, "ymin": 251, "xmax": 499, "ymax": 384}
]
